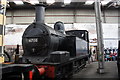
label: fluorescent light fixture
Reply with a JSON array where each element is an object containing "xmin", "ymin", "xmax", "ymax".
[
  {"xmin": 85, "ymin": 0, "xmax": 94, "ymax": 5},
  {"xmin": 46, "ymin": 0, "xmax": 55, "ymax": 4},
  {"xmin": 64, "ymin": 0, "xmax": 71, "ymax": 4},
  {"xmin": 101, "ymin": 0, "xmax": 111, "ymax": 5},
  {"xmin": 14, "ymin": 1, "xmax": 24, "ymax": 5},
  {"xmin": 29, "ymin": 0, "xmax": 39, "ymax": 4}
]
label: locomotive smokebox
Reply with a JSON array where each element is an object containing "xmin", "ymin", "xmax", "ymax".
[{"xmin": 35, "ymin": 4, "xmax": 45, "ymax": 23}]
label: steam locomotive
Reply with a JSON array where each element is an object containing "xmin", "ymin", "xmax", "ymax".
[{"xmin": 2, "ymin": 4, "xmax": 89, "ymax": 80}]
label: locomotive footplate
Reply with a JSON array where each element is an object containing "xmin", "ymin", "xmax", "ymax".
[
  {"xmin": 0, "ymin": 54, "xmax": 89, "ymax": 79},
  {"xmin": 36, "ymin": 54, "xmax": 89, "ymax": 79}
]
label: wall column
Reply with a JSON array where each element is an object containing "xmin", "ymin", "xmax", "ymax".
[
  {"xmin": 0, "ymin": 0, "xmax": 7, "ymax": 63},
  {"xmin": 95, "ymin": 0, "xmax": 105, "ymax": 73}
]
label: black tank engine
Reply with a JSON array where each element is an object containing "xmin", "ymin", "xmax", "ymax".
[
  {"xmin": 21, "ymin": 4, "xmax": 90, "ymax": 79},
  {"xmin": 22, "ymin": 9, "xmax": 89, "ymax": 64},
  {"xmin": 2, "ymin": 4, "xmax": 90, "ymax": 80}
]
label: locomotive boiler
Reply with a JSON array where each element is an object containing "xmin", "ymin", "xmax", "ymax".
[{"xmin": 2, "ymin": 4, "xmax": 89, "ymax": 80}]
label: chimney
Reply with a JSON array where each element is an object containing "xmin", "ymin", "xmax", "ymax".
[{"xmin": 35, "ymin": 4, "xmax": 45, "ymax": 23}]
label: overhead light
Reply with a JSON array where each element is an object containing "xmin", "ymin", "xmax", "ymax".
[
  {"xmin": 46, "ymin": 0, "xmax": 55, "ymax": 4},
  {"xmin": 64, "ymin": 0, "xmax": 71, "ymax": 4},
  {"xmin": 101, "ymin": 0, "xmax": 112, "ymax": 5},
  {"xmin": 85, "ymin": 0, "xmax": 94, "ymax": 5},
  {"xmin": 14, "ymin": 1, "xmax": 24, "ymax": 5},
  {"xmin": 22, "ymin": 0, "xmax": 30, "ymax": 3},
  {"xmin": 29, "ymin": 0, "xmax": 39, "ymax": 5}
]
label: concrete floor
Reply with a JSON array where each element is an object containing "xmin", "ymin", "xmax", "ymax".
[{"xmin": 72, "ymin": 61, "xmax": 119, "ymax": 79}]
